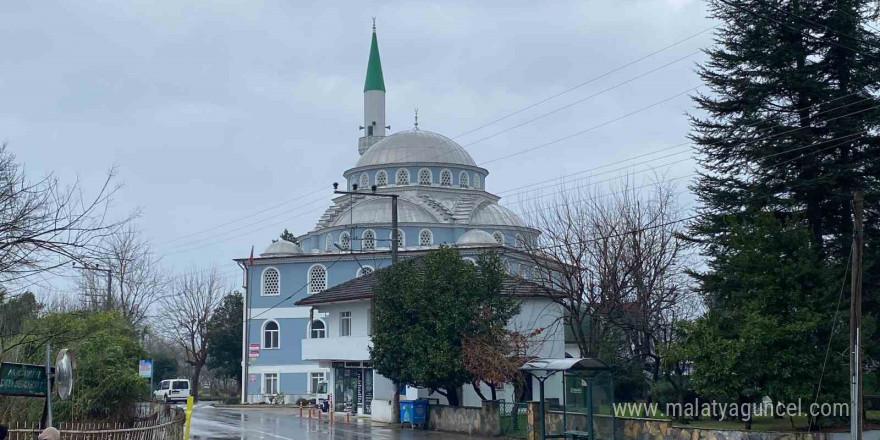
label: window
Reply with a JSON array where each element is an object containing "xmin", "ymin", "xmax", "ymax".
[
  {"xmin": 376, "ymin": 170, "xmax": 387, "ymax": 187},
  {"xmin": 515, "ymin": 234, "xmax": 525, "ymax": 250},
  {"xmin": 362, "ymin": 229, "xmax": 376, "ymax": 250},
  {"xmin": 396, "ymin": 169, "xmax": 410, "ymax": 185},
  {"xmin": 419, "ymin": 229, "xmax": 433, "ymax": 247},
  {"xmin": 339, "ymin": 232, "xmax": 350, "ymax": 250},
  {"xmin": 463, "ymin": 257, "xmax": 477, "ymax": 265},
  {"xmin": 440, "ymin": 169, "xmax": 452, "ymax": 186},
  {"xmin": 308, "ymin": 265, "xmax": 327, "ymax": 294},
  {"xmin": 325, "ymin": 234, "xmax": 333, "ymax": 252},
  {"xmin": 519, "ymin": 264, "xmax": 531, "ymax": 280},
  {"xmin": 264, "ymin": 373, "xmax": 278, "ymax": 395},
  {"xmin": 357, "ymin": 266, "xmax": 374, "ymax": 277},
  {"xmin": 503, "ymin": 259, "xmax": 512, "ymax": 274},
  {"xmin": 310, "ymin": 372, "xmax": 326, "ymax": 394},
  {"xmin": 390, "ymin": 229, "xmax": 405, "ymax": 249},
  {"xmin": 459, "ymin": 171, "xmax": 469, "ymax": 188},
  {"xmin": 261, "ymin": 268, "xmax": 279, "ymax": 296},
  {"xmin": 263, "ymin": 320, "xmax": 279, "ymax": 349},
  {"xmin": 474, "ymin": 174, "xmax": 481, "ymax": 189},
  {"xmin": 359, "ymin": 172, "xmax": 369, "ymax": 189},
  {"xmin": 160, "ymin": 381, "xmax": 170, "ymax": 390},
  {"xmin": 310, "ymin": 320, "xmax": 326, "ymax": 339},
  {"xmin": 493, "ymin": 231, "xmax": 504, "ymax": 245},
  {"xmin": 418, "ymin": 168, "xmax": 432, "ymax": 185},
  {"xmin": 173, "ymin": 381, "xmax": 189, "ymax": 390},
  {"xmin": 340, "ymin": 311, "xmax": 352, "ymax": 337}
]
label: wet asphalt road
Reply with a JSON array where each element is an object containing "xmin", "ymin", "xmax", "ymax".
[{"xmin": 189, "ymin": 404, "xmax": 479, "ymax": 440}]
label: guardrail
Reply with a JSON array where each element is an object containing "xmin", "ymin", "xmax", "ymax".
[{"xmin": 6, "ymin": 404, "xmax": 186, "ymax": 440}]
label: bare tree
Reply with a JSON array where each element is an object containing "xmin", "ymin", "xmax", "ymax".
[
  {"xmin": 77, "ymin": 225, "xmax": 167, "ymax": 328},
  {"xmin": 0, "ymin": 143, "xmax": 134, "ymax": 287},
  {"xmin": 159, "ymin": 267, "xmax": 225, "ymax": 401},
  {"xmin": 522, "ymin": 176, "xmax": 694, "ymax": 380}
]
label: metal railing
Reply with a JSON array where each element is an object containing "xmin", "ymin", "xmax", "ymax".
[
  {"xmin": 7, "ymin": 405, "xmax": 185, "ymax": 440},
  {"xmin": 500, "ymin": 401, "xmax": 530, "ymax": 438}
]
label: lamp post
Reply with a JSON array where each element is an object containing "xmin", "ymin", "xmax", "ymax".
[{"xmin": 332, "ymin": 182, "xmax": 399, "ymax": 263}]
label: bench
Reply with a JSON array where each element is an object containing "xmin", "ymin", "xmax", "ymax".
[{"xmin": 564, "ymin": 430, "xmax": 591, "ymax": 440}]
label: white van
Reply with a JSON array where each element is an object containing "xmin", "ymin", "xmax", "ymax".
[{"xmin": 153, "ymin": 379, "xmax": 191, "ymax": 403}]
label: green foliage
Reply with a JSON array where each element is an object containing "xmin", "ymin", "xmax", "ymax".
[
  {"xmin": 272, "ymin": 229, "xmax": 298, "ymax": 245},
  {"xmin": 370, "ymin": 247, "xmax": 517, "ymax": 405},
  {"xmin": 0, "ymin": 291, "xmax": 40, "ymax": 339},
  {"xmin": 207, "ymin": 291, "xmax": 243, "ymax": 383},
  {"xmin": 150, "ymin": 353, "xmax": 179, "ymax": 384}
]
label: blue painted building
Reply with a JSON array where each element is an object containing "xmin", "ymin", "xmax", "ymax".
[{"xmin": 236, "ymin": 26, "xmax": 566, "ymax": 417}]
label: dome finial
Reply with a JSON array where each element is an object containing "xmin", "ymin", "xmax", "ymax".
[
  {"xmin": 372, "ymin": 17, "xmax": 376, "ymax": 32},
  {"xmin": 413, "ymin": 107, "xmax": 419, "ymax": 130}
]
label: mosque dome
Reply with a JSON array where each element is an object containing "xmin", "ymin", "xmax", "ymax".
[
  {"xmin": 330, "ymin": 197, "xmax": 438, "ymax": 227},
  {"xmin": 456, "ymin": 229, "xmax": 497, "ymax": 246},
  {"xmin": 261, "ymin": 240, "xmax": 304, "ymax": 257},
  {"xmin": 355, "ymin": 129, "xmax": 477, "ymax": 168},
  {"xmin": 470, "ymin": 203, "xmax": 527, "ymax": 227}
]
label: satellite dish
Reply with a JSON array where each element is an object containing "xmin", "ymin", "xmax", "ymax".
[{"xmin": 54, "ymin": 349, "xmax": 75, "ymax": 401}]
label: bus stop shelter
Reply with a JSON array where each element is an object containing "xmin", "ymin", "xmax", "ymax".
[{"xmin": 520, "ymin": 358, "xmax": 615, "ymax": 440}]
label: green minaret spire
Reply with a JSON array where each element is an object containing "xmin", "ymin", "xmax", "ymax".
[{"xmin": 364, "ymin": 23, "xmax": 386, "ymax": 92}]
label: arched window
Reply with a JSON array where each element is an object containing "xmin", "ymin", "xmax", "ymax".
[
  {"xmin": 418, "ymin": 168, "xmax": 432, "ymax": 185},
  {"xmin": 390, "ymin": 229, "xmax": 405, "ymax": 249},
  {"xmin": 325, "ymin": 234, "xmax": 333, "ymax": 252},
  {"xmin": 263, "ymin": 321, "xmax": 279, "ymax": 349},
  {"xmin": 474, "ymin": 174, "xmax": 481, "ymax": 189},
  {"xmin": 459, "ymin": 171, "xmax": 469, "ymax": 188},
  {"xmin": 515, "ymin": 234, "xmax": 525, "ymax": 250},
  {"xmin": 339, "ymin": 232, "xmax": 350, "ymax": 250},
  {"xmin": 359, "ymin": 172, "xmax": 370, "ymax": 189},
  {"xmin": 492, "ymin": 231, "xmax": 504, "ymax": 245},
  {"xmin": 376, "ymin": 170, "xmax": 388, "ymax": 187},
  {"xmin": 362, "ymin": 229, "xmax": 376, "ymax": 250},
  {"xmin": 440, "ymin": 169, "xmax": 452, "ymax": 186},
  {"xmin": 463, "ymin": 257, "xmax": 477, "ymax": 265},
  {"xmin": 308, "ymin": 265, "xmax": 327, "ymax": 294},
  {"xmin": 396, "ymin": 169, "xmax": 410, "ymax": 185},
  {"xmin": 419, "ymin": 229, "xmax": 433, "ymax": 247},
  {"xmin": 262, "ymin": 268, "xmax": 280, "ymax": 296},
  {"xmin": 357, "ymin": 266, "xmax": 375, "ymax": 277},
  {"xmin": 309, "ymin": 320, "xmax": 326, "ymax": 339}
]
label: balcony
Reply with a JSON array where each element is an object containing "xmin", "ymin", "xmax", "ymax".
[{"xmin": 302, "ymin": 336, "xmax": 372, "ymax": 361}]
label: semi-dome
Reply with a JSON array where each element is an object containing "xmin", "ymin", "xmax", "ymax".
[
  {"xmin": 470, "ymin": 203, "xmax": 527, "ymax": 227},
  {"xmin": 330, "ymin": 197, "xmax": 438, "ymax": 227},
  {"xmin": 261, "ymin": 240, "xmax": 304, "ymax": 257},
  {"xmin": 355, "ymin": 129, "xmax": 477, "ymax": 168},
  {"xmin": 456, "ymin": 229, "xmax": 497, "ymax": 246}
]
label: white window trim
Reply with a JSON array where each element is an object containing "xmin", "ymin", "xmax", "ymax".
[
  {"xmin": 440, "ymin": 169, "xmax": 452, "ymax": 186},
  {"xmin": 359, "ymin": 172, "xmax": 370, "ymax": 189},
  {"xmin": 357, "ymin": 265, "xmax": 375, "ymax": 277},
  {"xmin": 418, "ymin": 168, "xmax": 433, "ymax": 185},
  {"xmin": 395, "ymin": 168, "xmax": 410, "ymax": 185},
  {"xmin": 307, "ymin": 263, "xmax": 328, "ymax": 295},
  {"xmin": 308, "ymin": 318, "xmax": 327, "ymax": 339},
  {"xmin": 493, "ymin": 231, "xmax": 504, "ymax": 245},
  {"xmin": 418, "ymin": 229, "xmax": 433, "ymax": 247},
  {"xmin": 362, "ymin": 229, "xmax": 376, "ymax": 250},
  {"xmin": 308, "ymin": 371, "xmax": 326, "ymax": 394},
  {"xmin": 376, "ymin": 170, "xmax": 388, "ymax": 187},
  {"xmin": 389, "ymin": 229, "xmax": 405, "ymax": 249},
  {"xmin": 261, "ymin": 319, "xmax": 280, "ymax": 350},
  {"xmin": 474, "ymin": 174, "xmax": 481, "ymax": 189},
  {"xmin": 459, "ymin": 171, "xmax": 470, "ymax": 188},
  {"xmin": 340, "ymin": 311, "xmax": 352, "ymax": 337},
  {"xmin": 339, "ymin": 231, "xmax": 351, "ymax": 250},
  {"xmin": 261, "ymin": 267, "xmax": 280, "ymax": 297},
  {"xmin": 262, "ymin": 372, "xmax": 280, "ymax": 395}
]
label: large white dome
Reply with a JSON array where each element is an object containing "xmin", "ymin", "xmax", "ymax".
[
  {"xmin": 330, "ymin": 197, "xmax": 438, "ymax": 227},
  {"xmin": 356, "ymin": 129, "xmax": 477, "ymax": 168}
]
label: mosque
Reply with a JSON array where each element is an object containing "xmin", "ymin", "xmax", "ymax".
[{"xmin": 237, "ymin": 25, "xmax": 568, "ymax": 420}]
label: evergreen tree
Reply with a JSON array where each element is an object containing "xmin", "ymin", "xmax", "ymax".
[
  {"xmin": 687, "ymin": 0, "xmax": 880, "ymax": 424},
  {"xmin": 272, "ymin": 229, "xmax": 298, "ymax": 245}
]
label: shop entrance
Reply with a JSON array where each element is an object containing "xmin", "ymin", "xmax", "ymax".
[{"xmin": 333, "ymin": 361, "xmax": 373, "ymax": 414}]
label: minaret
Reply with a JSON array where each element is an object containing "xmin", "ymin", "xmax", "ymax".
[{"xmin": 359, "ymin": 20, "xmax": 386, "ymax": 155}]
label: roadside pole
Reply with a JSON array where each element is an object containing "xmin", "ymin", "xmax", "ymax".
[
  {"xmin": 184, "ymin": 396, "xmax": 194, "ymax": 440},
  {"xmin": 44, "ymin": 342, "xmax": 52, "ymax": 428},
  {"xmin": 850, "ymin": 192, "xmax": 863, "ymax": 440}
]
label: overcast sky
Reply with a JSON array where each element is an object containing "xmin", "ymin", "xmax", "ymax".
[{"xmin": 2, "ymin": 0, "xmax": 716, "ymax": 296}]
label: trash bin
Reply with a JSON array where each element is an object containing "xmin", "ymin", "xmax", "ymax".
[{"xmin": 399, "ymin": 398, "xmax": 429, "ymax": 429}]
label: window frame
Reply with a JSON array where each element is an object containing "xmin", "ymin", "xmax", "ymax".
[
  {"xmin": 418, "ymin": 229, "xmax": 433, "ymax": 247},
  {"xmin": 262, "ymin": 319, "xmax": 280, "ymax": 350},
  {"xmin": 459, "ymin": 171, "xmax": 469, "ymax": 188},
  {"xmin": 359, "ymin": 172, "xmax": 370, "ymax": 189},
  {"xmin": 418, "ymin": 168, "xmax": 432, "ymax": 185},
  {"xmin": 263, "ymin": 372, "xmax": 279, "ymax": 395},
  {"xmin": 309, "ymin": 372, "xmax": 326, "ymax": 394},
  {"xmin": 325, "ymin": 234, "xmax": 333, "ymax": 252},
  {"xmin": 308, "ymin": 264, "xmax": 328, "ymax": 295},
  {"xmin": 362, "ymin": 229, "xmax": 376, "ymax": 250},
  {"xmin": 340, "ymin": 311, "xmax": 352, "ymax": 337},
  {"xmin": 440, "ymin": 169, "xmax": 452, "ymax": 186},
  {"xmin": 474, "ymin": 174, "xmax": 481, "ymax": 189},
  {"xmin": 389, "ymin": 229, "xmax": 405, "ymax": 249},
  {"xmin": 309, "ymin": 319, "xmax": 326, "ymax": 339},
  {"xmin": 339, "ymin": 231, "xmax": 351, "ymax": 250},
  {"xmin": 261, "ymin": 267, "xmax": 280, "ymax": 297},
  {"xmin": 493, "ymin": 231, "xmax": 504, "ymax": 245},
  {"xmin": 357, "ymin": 265, "xmax": 375, "ymax": 277},
  {"xmin": 395, "ymin": 168, "xmax": 410, "ymax": 185},
  {"xmin": 376, "ymin": 170, "xmax": 388, "ymax": 187}
]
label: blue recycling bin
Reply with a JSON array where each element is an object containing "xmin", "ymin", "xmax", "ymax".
[{"xmin": 399, "ymin": 398, "xmax": 429, "ymax": 428}]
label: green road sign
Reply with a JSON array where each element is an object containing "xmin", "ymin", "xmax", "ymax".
[{"xmin": 0, "ymin": 362, "xmax": 48, "ymax": 397}]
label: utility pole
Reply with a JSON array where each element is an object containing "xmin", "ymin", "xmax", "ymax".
[
  {"xmin": 73, "ymin": 263, "xmax": 112, "ymax": 310},
  {"xmin": 850, "ymin": 192, "xmax": 863, "ymax": 440}
]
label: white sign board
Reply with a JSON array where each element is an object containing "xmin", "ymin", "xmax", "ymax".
[{"xmin": 138, "ymin": 359, "xmax": 152, "ymax": 378}]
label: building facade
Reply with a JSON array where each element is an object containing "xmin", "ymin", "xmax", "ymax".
[{"xmin": 237, "ymin": 26, "xmax": 567, "ymax": 419}]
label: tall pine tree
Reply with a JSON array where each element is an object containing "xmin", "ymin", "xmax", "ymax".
[{"xmin": 687, "ymin": 0, "xmax": 880, "ymax": 425}]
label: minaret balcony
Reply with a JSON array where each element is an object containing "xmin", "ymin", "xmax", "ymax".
[{"xmin": 358, "ymin": 135, "xmax": 385, "ymax": 155}]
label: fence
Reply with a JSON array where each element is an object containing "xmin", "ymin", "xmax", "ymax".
[
  {"xmin": 500, "ymin": 401, "xmax": 530, "ymax": 438},
  {"xmin": 6, "ymin": 405, "xmax": 185, "ymax": 440}
]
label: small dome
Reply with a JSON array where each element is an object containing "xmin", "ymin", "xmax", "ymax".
[
  {"xmin": 261, "ymin": 240, "xmax": 303, "ymax": 257},
  {"xmin": 356, "ymin": 129, "xmax": 477, "ymax": 168},
  {"xmin": 456, "ymin": 229, "xmax": 497, "ymax": 246},
  {"xmin": 330, "ymin": 197, "xmax": 438, "ymax": 227},
  {"xmin": 470, "ymin": 203, "xmax": 527, "ymax": 227}
]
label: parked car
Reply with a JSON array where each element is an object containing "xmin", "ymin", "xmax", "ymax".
[{"xmin": 154, "ymin": 379, "xmax": 191, "ymax": 403}]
